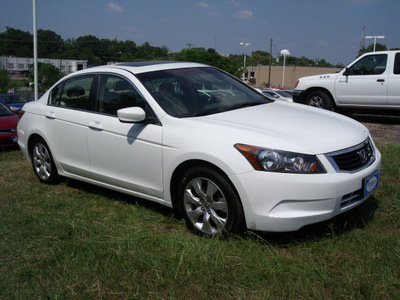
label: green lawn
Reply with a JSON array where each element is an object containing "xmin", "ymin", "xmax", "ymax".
[{"xmin": 1, "ymin": 143, "xmax": 399, "ymax": 299}]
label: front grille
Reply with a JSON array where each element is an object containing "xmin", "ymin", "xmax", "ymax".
[
  {"xmin": 0, "ymin": 128, "xmax": 16, "ymax": 134},
  {"xmin": 326, "ymin": 139, "xmax": 375, "ymax": 172}
]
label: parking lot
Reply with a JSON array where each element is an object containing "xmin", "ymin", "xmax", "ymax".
[{"xmin": 353, "ymin": 113, "xmax": 400, "ymax": 144}]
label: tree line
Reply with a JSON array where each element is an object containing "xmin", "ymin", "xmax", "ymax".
[
  {"xmin": 1, "ymin": 26, "xmax": 398, "ymax": 85},
  {"xmin": 0, "ymin": 27, "xmax": 349, "ymax": 72}
]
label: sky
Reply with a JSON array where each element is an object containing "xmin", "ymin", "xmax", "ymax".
[{"xmin": 0, "ymin": 0, "xmax": 399, "ymax": 65}]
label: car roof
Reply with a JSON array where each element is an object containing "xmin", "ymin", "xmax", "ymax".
[{"xmin": 82, "ymin": 61, "xmax": 209, "ymax": 75}]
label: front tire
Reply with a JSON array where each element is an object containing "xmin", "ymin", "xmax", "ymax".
[
  {"xmin": 178, "ymin": 167, "xmax": 245, "ymax": 237},
  {"xmin": 306, "ymin": 91, "xmax": 333, "ymax": 111},
  {"xmin": 31, "ymin": 138, "xmax": 60, "ymax": 184}
]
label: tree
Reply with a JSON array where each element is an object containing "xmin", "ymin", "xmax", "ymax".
[
  {"xmin": 248, "ymin": 50, "xmax": 275, "ymax": 66},
  {"xmin": 29, "ymin": 63, "xmax": 62, "ymax": 92},
  {"xmin": 358, "ymin": 43, "xmax": 388, "ymax": 57},
  {"xmin": 0, "ymin": 69, "xmax": 10, "ymax": 93},
  {"xmin": 173, "ymin": 48, "xmax": 240, "ymax": 77},
  {"xmin": 136, "ymin": 42, "xmax": 169, "ymax": 60},
  {"xmin": 37, "ymin": 29, "xmax": 63, "ymax": 58},
  {"xmin": 75, "ymin": 35, "xmax": 102, "ymax": 64},
  {"xmin": 0, "ymin": 27, "xmax": 32, "ymax": 57},
  {"xmin": 118, "ymin": 40, "xmax": 138, "ymax": 61}
]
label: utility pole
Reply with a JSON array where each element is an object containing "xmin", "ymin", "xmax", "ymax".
[
  {"xmin": 359, "ymin": 22, "xmax": 366, "ymax": 51},
  {"xmin": 113, "ymin": 37, "xmax": 117, "ymax": 63},
  {"xmin": 267, "ymin": 38, "xmax": 275, "ymax": 88}
]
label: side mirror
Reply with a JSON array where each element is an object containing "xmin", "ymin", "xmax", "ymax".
[
  {"xmin": 117, "ymin": 107, "xmax": 146, "ymax": 123},
  {"xmin": 343, "ymin": 67, "xmax": 349, "ymax": 76}
]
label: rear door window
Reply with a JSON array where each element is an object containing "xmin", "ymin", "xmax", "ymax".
[
  {"xmin": 50, "ymin": 75, "xmax": 96, "ymax": 110},
  {"xmin": 394, "ymin": 53, "xmax": 400, "ymax": 75}
]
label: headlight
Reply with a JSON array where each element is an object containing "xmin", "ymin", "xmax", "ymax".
[{"xmin": 234, "ymin": 144, "xmax": 326, "ymax": 174}]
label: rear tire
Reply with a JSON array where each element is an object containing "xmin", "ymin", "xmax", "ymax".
[
  {"xmin": 31, "ymin": 138, "xmax": 60, "ymax": 184},
  {"xmin": 178, "ymin": 167, "xmax": 245, "ymax": 237},
  {"xmin": 306, "ymin": 91, "xmax": 333, "ymax": 111}
]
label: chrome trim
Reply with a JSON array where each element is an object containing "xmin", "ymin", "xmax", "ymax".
[{"xmin": 325, "ymin": 138, "xmax": 375, "ymax": 173}]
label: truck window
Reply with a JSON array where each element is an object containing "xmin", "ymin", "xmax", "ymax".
[
  {"xmin": 347, "ymin": 54, "xmax": 387, "ymax": 76},
  {"xmin": 394, "ymin": 53, "xmax": 400, "ymax": 75}
]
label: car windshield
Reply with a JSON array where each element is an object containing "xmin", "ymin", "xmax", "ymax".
[
  {"xmin": 136, "ymin": 67, "xmax": 271, "ymax": 117},
  {"xmin": 1, "ymin": 94, "xmax": 27, "ymax": 104},
  {"xmin": 0, "ymin": 102, "xmax": 14, "ymax": 116},
  {"xmin": 275, "ymin": 90, "xmax": 291, "ymax": 97}
]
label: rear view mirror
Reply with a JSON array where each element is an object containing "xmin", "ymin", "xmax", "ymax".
[{"xmin": 117, "ymin": 107, "xmax": 146, "ymax": 123}]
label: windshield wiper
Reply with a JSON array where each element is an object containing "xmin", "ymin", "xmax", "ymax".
[
  {"xmin": 225, "ymin": 101, "xmax": 264, "ymax": 112},
  {"xmin": 179, "ymin": 108, "xmax": 223, "ymax": 118},
  {"xmin": 179, "ymin": 101, "xmax": 265, "ymax": 118}
]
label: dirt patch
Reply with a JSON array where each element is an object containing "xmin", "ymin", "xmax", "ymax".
[{"xmin": 351, "ymin": 114, "xmax": 400, "ymax": 144}]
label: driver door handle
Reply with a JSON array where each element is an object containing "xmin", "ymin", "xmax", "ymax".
[
  {"xmin": 377, "ymin": 79, "xmax": 385, "ymax": 82},
  {"xmin": 88, "ymin": 121, "xmax": 103, "ymax": 131}
]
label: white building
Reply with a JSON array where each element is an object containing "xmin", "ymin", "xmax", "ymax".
[{"xmin": 0, "ymin": 56, "xmax": 87, "ymax": 75}]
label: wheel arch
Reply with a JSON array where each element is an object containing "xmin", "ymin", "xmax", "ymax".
[
  {"xmin": 303, "ymin": 87, "xmax": 336, "ymax": 108},
  {"xmin": 169, "ymin": 159, "xmax": 243, "ymax": 214},
  {"xmin": 27, "ymin": 133, "xmax": 46, "ymax": 160}
]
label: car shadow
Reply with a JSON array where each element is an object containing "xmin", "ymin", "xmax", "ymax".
[
  {"xmin": 0, "ymin": 145, "xmax": 20, "ymax": 152},
  {"xmin": 64, "ymin": 178, "xmax": 379, "ymax": 244},
  {"xmin": 64, "ymin": 178, "xmax": 176, "ymax": 218},
  {"xmin": 249, "ymin": 196, "xmax": 379, "ymax": 246},
  {"xmin": 351, "ymin": 113, "xmax": 400, "ymax": 125}
]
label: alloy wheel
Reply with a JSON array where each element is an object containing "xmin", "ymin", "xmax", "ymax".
[
  {"xmin": 183, "ymin": 177, "xmax": 228, "ymax": 235},
  {"xmin": 33, "ymin": 143, "xmax": 52, "ymax": 181}
]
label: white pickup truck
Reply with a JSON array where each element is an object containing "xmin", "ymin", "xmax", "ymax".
[{"xmin": 292, "ymin": 50, "xmax": 400, "ymax": 112}]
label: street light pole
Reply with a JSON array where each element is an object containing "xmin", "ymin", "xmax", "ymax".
[
  {"xmin": 280, "ymin": 49, "xmax": 290, "ymax": 88},
  {"xmin": 240, "ymin": 42, "xmax": 250, "ymax": 81},
  {"xmin": 32, "ymin": 0, "xmax": 38, "ymax": 101},
  {"xmin": 365, "ymin": 35, "xmax": 385, "ymax": 51}
]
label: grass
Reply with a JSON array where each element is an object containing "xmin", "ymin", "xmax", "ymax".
[{"xmin": 1, "ymin": 143, "xmax": 399, "ymax": 299}]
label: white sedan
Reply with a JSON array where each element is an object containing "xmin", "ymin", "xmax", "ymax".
[
  {"xmin": 262, "ymin": 89, "xmax": 293, "ymax": 102},
  {"xmin": 17, "ymin": 62, "xmax": 381, "ymax": 236}
]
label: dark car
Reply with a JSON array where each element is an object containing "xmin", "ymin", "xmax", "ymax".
[
  {"xmin": 26, "ymin": 93, "xmax": 45, "ymax": 102},
  {"xmin": 0, "ymin": 101, "xmax": 19, "ymax": 148},
  {"xmin": 0, "ymin": 94, "xmax": 27, "ymax": 112}
]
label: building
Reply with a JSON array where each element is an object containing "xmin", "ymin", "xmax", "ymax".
[
  {"xmin": 0, "ymin": 56, "xmax": 87, "ymax": 76},
  {"xmin": 249, "ymin": 65, "xmax": 342, "ymax": 89}
]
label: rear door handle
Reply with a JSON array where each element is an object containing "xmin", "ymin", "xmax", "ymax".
[
  {"xmin": 377, "ymin": 79, "xmax": 385, "ymax": 82},
  {"xmin": 88, "ymin": 121, "xmax": 103, "ymax": 131},
  {"xmin": 45, "ymin": 111, "xmax": 55, "ymax": 119}
]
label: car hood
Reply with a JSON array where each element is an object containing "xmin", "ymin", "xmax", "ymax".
[
  {"xmin": 5, "ymin": 102, "xmax": 25, "ymax": 111},
  {"xmin": 298, "ymin": 72, "xmax": 339, "ymax": 83},
  {"xmin": 0, "ymin": 114, "xmax": 19, "ymax": 128},
  {"xmin": 194, "ymin": 101, "xmax": 368, "ymax": 154}
]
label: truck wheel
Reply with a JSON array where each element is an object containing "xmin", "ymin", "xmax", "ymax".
[{"xmin": 306, "ymin": 91, "xmax": 333, "ymax": 111}]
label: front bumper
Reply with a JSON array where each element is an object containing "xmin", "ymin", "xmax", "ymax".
[
  {"xmin": 292, "ymin": 90, "xmax": 307, "ymax": 104},
  {"xmin": 230, "ymin": 149, "xmax": 381, "ymax": 232},
  {"xmin": 0, "ymin": 133, "xmax": 18, "ymax": 148}
]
